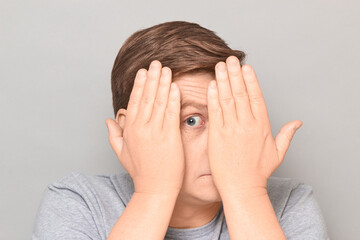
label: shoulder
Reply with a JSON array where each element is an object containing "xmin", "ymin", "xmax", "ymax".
[
  {"xmin": 267, "ymin": 175, "xmax": 304, "ymax": 218},
  {"xmin": 49, "ymin": 171, "xmax": 125, "ymax": 188},
  {"xmin": 46, "ymin": 171, "xmax": 134, "ymax": 205},
  {"xmin": 267, "ymin": 176, "xmax": 329, "ymax": 239},
  {"xmin": 32, "ymin": 171, "xmax": 134, "ymax": 239}
]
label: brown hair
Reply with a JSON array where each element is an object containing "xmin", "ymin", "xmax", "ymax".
[{"xmin": 110, "ymin": 20, "xmax": 246, "ymax": 118}]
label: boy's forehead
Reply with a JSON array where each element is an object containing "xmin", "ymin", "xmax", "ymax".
[
  {"xmin": 175, "ymin": 71, "xmax": 213, "ymax": 111},
  {"xmin": 181, "ymin": 101, "xmax": 208, "ymax": 110}
]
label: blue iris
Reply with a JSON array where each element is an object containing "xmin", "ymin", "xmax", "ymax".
[{"xmin": 185, "ymin": 116, "xmax": 201, "ymax": 127}]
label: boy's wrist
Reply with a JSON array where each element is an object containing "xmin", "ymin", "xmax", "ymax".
[{"xmin": 133, "ymin": 190, "xmax": 180, "ymax": 202}]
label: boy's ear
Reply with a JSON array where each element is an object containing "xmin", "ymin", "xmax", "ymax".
[{"xmin": 116, "ymin": 108, "xmax": 127, "ymax": 130}]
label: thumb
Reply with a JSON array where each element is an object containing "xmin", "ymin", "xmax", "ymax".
[
  {"xmin": 274, "ymin": 120, "xmax": 303, "ymax": 163},
  {"xmin": 105, "ymin": 118, "xmax": 124, "ymax": 159}
]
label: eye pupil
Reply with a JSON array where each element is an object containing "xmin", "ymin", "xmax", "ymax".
[
  {"xmin": 184, "ymin": 115, "xmax": 203, "ymax": 129},
  {"xmin": 186, "ymin": 117, "xmax": 196, "ymax": 126}
]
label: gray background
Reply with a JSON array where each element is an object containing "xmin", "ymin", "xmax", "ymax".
[{"xmin": 1, "ymin": 0, "xmax": 359, "ymax": 239}]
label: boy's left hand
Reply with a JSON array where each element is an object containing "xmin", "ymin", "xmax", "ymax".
[{"xmin": 207, "ymin": 56, "xmax": 303, "ymax": 197}]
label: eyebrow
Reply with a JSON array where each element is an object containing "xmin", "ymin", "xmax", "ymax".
[{"xmin": 181, "ymin": 102, "xmax": 208, "ymax": 110}]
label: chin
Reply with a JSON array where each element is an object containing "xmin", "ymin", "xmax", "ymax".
[
  {"xmin": 181, "ymin": 175, "xmax": 222, "ymax": 204},
  {"xmin": 196, "ymin": 189, "xmax": 222, "ymax": 203}
]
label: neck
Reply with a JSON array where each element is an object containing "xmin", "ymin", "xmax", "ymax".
[{"xmin": 168, "ymin": 199, "xmax": 222, "ymax": 229}]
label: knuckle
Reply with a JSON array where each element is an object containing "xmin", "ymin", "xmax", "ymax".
[
  {"xmin": 228, "ymin": 71, "xmax": 241, "ymax": 79},
  {"xmin": 142, "ymin": 95, "xmax": 154, "ymax": 105},
  {"xmin": 166, "ymin": 109, "xmax": 176, "ymax": 118},
  {"xmin": 220, "ymin": 96, "xmax": 234, "ymax": 104},
  {"xmin": 236, "ymin": 123, "xmax": 257, "ymax": 135},
  {"xmin": 249, "ymin": 94, "xmax": 265, "ymax": 103},
  {"xmin": 154, "ymin": 98, "xmax": 166, "ymax": 107},
  {"xmin": 209, "ymin": 107, "xmax": 223, "ymax": 121},
  {"xmin": 166, "ymin": 108, "xmax": 179, "ymax": 122},
  {"xmin": 128, "ymin": 98, "xmax": 139, "ymax": 107},
  {"xmin": 233, "ymin": 90, "xmax": 248, "ymax": 99},
  {"xmin": 286, "ymin": 133, "xmax": 294, "ymax": 142}
]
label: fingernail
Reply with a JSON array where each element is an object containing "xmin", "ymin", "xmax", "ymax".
[
  {"xmin": 217, "ymin": 62, "xmax": 226, "ymax": 71},
  {"xmin": 162, "ymin": 67, "xmax": 170, "ymax": 76}
]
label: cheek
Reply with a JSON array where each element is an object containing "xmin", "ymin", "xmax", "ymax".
[
  {"xmin": 180, "ymin": 129, "xmax": 207, "ymax": 153},
  {"xmin": 180, "ymin": 128, "xmax": 195, "ymax": 149},
  {"xmin": 180, "ymin": 131, "xmax": 209, "ymax": 169}
]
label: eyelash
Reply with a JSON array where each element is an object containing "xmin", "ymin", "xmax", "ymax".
[{"xmin": 183, "ymin": 114, "xmax": 205, "ymax": 129}]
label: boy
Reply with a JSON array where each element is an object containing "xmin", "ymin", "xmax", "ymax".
[{"xmin": 32, "ymin": 21, "xmax": 329, "ymax": 239}]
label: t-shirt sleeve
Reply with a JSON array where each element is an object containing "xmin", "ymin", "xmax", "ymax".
[
  {"xmin": 32, "ymin": 182, "xmax": 102, "ymax": 240},
  {"xmin": 280, "ymin": 183, "xmax": 330, "ymax": 240}
]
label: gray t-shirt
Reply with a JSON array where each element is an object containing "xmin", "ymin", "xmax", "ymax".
[{"xmin": 32, "ymin": 171, "xmax": 330, "ymax": 239}]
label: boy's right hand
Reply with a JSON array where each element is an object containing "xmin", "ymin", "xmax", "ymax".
[{"xmin": 105, "ymin": 60, "xmax": 185, "ymax": 196}]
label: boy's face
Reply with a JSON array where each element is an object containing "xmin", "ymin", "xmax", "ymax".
[{"xmin": 173, "ymin": 71, "xmax": 222, "ymax": 205}]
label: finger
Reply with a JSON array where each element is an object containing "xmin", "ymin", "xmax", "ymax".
[
  {"xmin": 215, "ymin": 61, "xmax": 237, "ymax": 126},
  {"xmin": 106, "ymin": 118, "xmax": 133, "ymax": 175},
  {"xmin": 242, "ymin": 64, "xmax": 270, "ymax": 125},
  {"xmin": 207, "ymin": 80, "xmax": 224, "ymax": 129},
  {"xmin": 126, "ymin": 68, "xmax": 147, "ymax": 126},
  {"xmin": 275, "ymin": 120, "xmax": 303, "ymax": 163},
  {"xmin": 137, "ymin": 60, "xmax": 162, "ymax": 124},
  {"xmin": 164, "ymin": 81, "xmax": 180, "ymax": 130},
  {"xmin": 225, "ymin": 56, "xmax": 254, "ymax": 123},
  {"xmin": 151, "ymin": 67, "xmax": 172, "ymax": 130}
]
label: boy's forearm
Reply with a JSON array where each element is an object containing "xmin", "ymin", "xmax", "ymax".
[
  {"xmin": 107, "ymin": 191, "xmax": 179, "ymax": 240},
  {"xmin": 221, "ymin": 189, "xmax": 286, "ymax": 240}
]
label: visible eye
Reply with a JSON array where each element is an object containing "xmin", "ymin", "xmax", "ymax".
[{"xmin": 184, "ymin": 115, "xmax": 204, "ymax": 128}]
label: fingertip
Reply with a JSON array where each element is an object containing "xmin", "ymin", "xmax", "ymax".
[
  {"xmin": 298, "ymin": 120, "xmax": 303, "ymax": 127},
  {"xmin": 242, "ymin": 64, "xmax": 253, "ymax": 74},
  {"xmin": 136, "ymin": 68, "xmax": 147, "ymax": 77},
  {"xmin": 162, "ymin": 66, "xmax": 172, "ymax": 76}
]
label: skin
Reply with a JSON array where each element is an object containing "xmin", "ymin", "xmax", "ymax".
[
  {"xmin": 105, "ymin": 56, "xmax": 302, "ymax": 239},
  {"xmin": 166, "ymin": 71, "xmax": 223, "ymax": 228},
  {"xmin": 206, "ymin": 57, "xmax": 302, "ymax": 239},
  {"xmin": 113, "ymin": 66, "xmax": 223, "ymax": 228}
]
